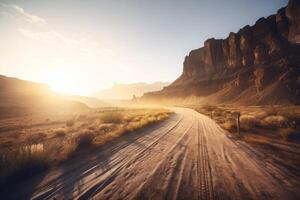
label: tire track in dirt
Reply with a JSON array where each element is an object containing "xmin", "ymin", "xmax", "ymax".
[
  {"xmin": 11, "ymin": 107, "xmax": 300, "ymax": 200},
  {"xmin": 130, "ymin": 117, "xmax": 195, "ymax": 200},
  {"xmin": 198, "ymin": 119, "xmax": 214, "ymax": 200},
  {"xmin": 76, "ymin": 115, "xmax": 188, "ymax": 200}
]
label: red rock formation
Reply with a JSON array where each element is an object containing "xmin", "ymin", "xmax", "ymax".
[{"xmin": 141, "ymin": 0, "xmax": 300, "ymax": 105}]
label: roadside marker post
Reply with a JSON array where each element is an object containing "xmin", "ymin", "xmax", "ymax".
[{"xmin": 236, "ymin": 112, "xmax": 241, "ymax": 136}]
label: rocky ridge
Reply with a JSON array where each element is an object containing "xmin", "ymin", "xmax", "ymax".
[{"xmin": 141, "ymin": 0, "xmax": 300, "ymax": 105}]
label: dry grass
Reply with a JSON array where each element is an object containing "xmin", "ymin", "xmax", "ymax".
[
  {"xmin": 189, "ymin": 104, "xmax": 300, "ymax": 141},
  {"xmin": 263, "ymin": 115, "xmax": 288, "ymax": 128},
  {"xmin": 187, "ymin": 104, "xmax": 300, "ymax": 173},
  {"xmin": 0, "ymin": 107, "xmax": 172, "ymax": 185},
  {"xmin": 239, "ymin": 115, "xmax": 262, "ymax": 131},
  {"xmin": 91, "ymin": 109, "xmax": 172, "ymax": 145},
  {"xmin": 222, "ymin": 120, "xmax": 236, "ymax": 130},
  {"xmin": 66, "ymin": 119, "xmax": 75, "ymax": 127},
  {"xmin": 98, "ymin": 123, "xmax": 118, "ymax": 133},
  {"xmin": 0, "ymin": 144, "xmax": 50, "ymax": 186},
  {"xmin": 100, "ymin": 112, "xmax": 123, "ymax": 123},
  {"xmin": 76, "ymin": 130, "xmax": 95, "ymax": 148},
  {"xmin": 54, "ymin": 128, "xmax": 67, "ymax": 138}
]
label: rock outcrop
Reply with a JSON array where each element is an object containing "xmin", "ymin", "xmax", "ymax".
[{"xmin": 141, "ymin": 0, "xmax": 300, "ymax": 105}]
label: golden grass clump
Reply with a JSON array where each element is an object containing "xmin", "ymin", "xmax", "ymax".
[
  {"xmin": 0, "ymin": 144, "xmax": 50, "ymax": 186},
  {"xmin": 100, "ymin": 112, "xmax": 123, "ymax": 123},
  {"xmin": 263, "ymin": 115, "xmax": 287, "ymax": 128},
  {"xmin": 0, "ymin": 107, "xmax": 173, "ymax": 185},
  {"xmin": 54, "ymin": 128, "xmax": 67, "ymax": 138},
  {"xmin": 239, "ymin": 115, "xmax": 262, "ymax": 131},
  {"xmin": 98, "ymin": 123, "xmax": 118, "ymax": 133},
  {"xmin": 26, "ymin": 132, "xmax": 47, "ymax": 144},
  {"xmin": 222, "ymin": 120, "xmax": 236, "ymax": 130},
  {"xmin": 66, "ymin": 119, "xmax": 75, "ymax": 127},
  {"xmin": 76, "ymin": 130, "xmax": 95, "ymax": 149}
]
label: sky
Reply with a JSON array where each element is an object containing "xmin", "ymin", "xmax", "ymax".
[{"xmin": 0, "ymin": 0, "xmax": 288, "ymax": 95}]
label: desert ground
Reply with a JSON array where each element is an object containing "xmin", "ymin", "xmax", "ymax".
[
  {"xmin": 1, "ymin": 106, "xmax": 300, "ymax": 199},
  {"xmin": 0, "ymin": 106, "xmax": 172, "ymax": 198},
  {"xmin": 189, "ymin": 104, "xmax": 300, "ymax": 170},
  {"xmin": 1, "ymin": 0, "xmax": 299, "ymax": 199}
]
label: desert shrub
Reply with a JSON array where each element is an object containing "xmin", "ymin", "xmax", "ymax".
[
  {"xmin": 54, "ymin": 129, "xmax": 66, "ymax": 138},
  {"xmin": 202, "ymin": 105, "xmax": 217, "ymax": 112},
  {"xmin": 98, "ymin": 123, "xmax": 117, "ymax": 133},
  {"xmin": 212, "ymin": 110, "xmax": 223, "ymax": 117},
  {"xmin": 0, "ymin": 146, "xmax": 50, "ymax": 186},
  {"xmin": 66, "ymin": 120, "xmax": 74, "ymax": 127},
  {"xmin": 58, "ymin": 138, "xmax": 77, "ymax": 160},
  {"xmin": 125, "ymin": 122, "xmax": 141, "ymax": 132},
  {"xmin": 76, "ymin": 131, "xmax": 95, "ymax": 149},
  {"xmin": 139, "ymin": 118, "xmax": 148, "ymax": 126},
  {"xmin": 26, "ymin": 132, "xmax": 47, "ymax": 144},
  {"xmin": 132, "ymin": 116, "xmax": 142, "ymax": 122},
  {"xmin": 240, "ymin": 115, "xmax": 262, "ymax": 131},
  {"xmin": 0, "ymin": 108, "xmax": 173, "ymax": 186},
  {"xmin": 156, "ymin": 115, "xmax": 165, "ymax": 121},
  {"xmin": 263, "ymin": 115, "xmax": 288, "ymax": 128},
  {"xmin": 123, "ymin": 115, "xmax": 134, "ymax": 122},
  {"xmin": 279, "ymin": 128, "xmax": 300, "ymax": 141},
  {"xmin": 100, "ymin": 112, "xmax": 123, "ymax": 124},
  {"xmin": 147, "ymin": 116, "xmax": 157, "ymax": 123},
  {"xmin": 222, "ymin": 120, "xmax": 236, "ymax": 130},
  {"xmin": 55, "ymin": 132, "xmax": 66, "ymax": 138},
  {"xmin": 251, "ymin": 111, "xmax": 268, "ymax": 119}
]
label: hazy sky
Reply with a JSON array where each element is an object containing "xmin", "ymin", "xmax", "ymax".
[{"xmin": 0, "ymin": 0, "xmax": 287, "ymax": 95}]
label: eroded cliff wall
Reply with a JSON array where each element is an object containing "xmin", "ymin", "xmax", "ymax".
[{"xmin": 142, "ymin": 0, "xmax": 300, "ymax": 105}]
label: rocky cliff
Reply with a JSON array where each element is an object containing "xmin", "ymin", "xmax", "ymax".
[{"xmin": 141, "ymin": 0, "xmax": 300, "ymax": 105}]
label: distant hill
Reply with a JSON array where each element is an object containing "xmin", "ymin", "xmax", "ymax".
[
  {"xmin": 93, "ymin": 82, "xmax": 169, "ymax": 100},
  {"xmin": 0, "ymin": 75, "xmax": 106, "ymax": 118},
  {"xmin": 141, "ymin": 0, "xmax": 300, "ymax": 105},
  {"xmin": 60, "ymin": 94, "xmax": 110, "ymax": 108}
]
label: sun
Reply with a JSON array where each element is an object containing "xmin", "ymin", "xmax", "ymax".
[{"xmin": 48, "ymin": 73, "xmax": 75, "ymax": 94}]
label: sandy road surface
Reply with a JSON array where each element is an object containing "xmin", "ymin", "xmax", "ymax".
[{"xmin": 7, "ymin": 107, "xmax": 300, "ymax": 200}]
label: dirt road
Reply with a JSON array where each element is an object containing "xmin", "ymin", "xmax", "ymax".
[{"xmin": 10, "ymin": 107, "xmax": 300, "ymax": 200}]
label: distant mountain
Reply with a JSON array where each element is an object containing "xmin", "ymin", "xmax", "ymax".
[
  {"xmin": 60, "ymin": 94, "xmax": 110, "ymax": 108},
  {"xmin": 141, "ymin": 0, "xmax": 300, "ymax": 105},
  {"xmin": 93, "ymin": 82, "xmax": 169, "ymax": 100},
  {"xmin": 0, "ymin": 75, "xmax": 106, "ymax": 118}
]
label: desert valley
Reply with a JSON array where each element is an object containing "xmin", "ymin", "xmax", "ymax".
[{"xmin": 0, "ymin": 0, "xmax": 300, "ymax": 200}]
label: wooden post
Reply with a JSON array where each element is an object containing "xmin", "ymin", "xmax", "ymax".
[{"xmin": 236, "ymin": 112, "xmax": 241, "ymax": 136}]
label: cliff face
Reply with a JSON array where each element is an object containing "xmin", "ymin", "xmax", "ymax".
[{"xmin": 142, "ymin": 0, "xmax": 300, "ymax": 105}]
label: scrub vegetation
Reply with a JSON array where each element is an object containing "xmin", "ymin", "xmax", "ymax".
[{"xmin": 0, "ymin": 107, "xmax": 172, "ymax": 186}]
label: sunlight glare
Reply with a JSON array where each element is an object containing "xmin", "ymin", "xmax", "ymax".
[{"xmin": 48, "ymin": 73, "xmax": 75, "ymax": 94}]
